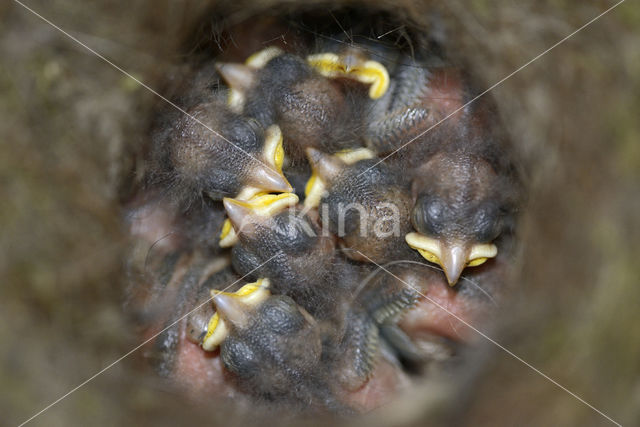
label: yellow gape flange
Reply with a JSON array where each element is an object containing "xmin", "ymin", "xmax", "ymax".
[
  {"xmin": 227, "ymin": 46, "xmax": 284, "ymax": 111},
  {"xmin": 219, "ymin": 192, "xmax": 299, "ymax": 247},
  {"xmin": 307, "ymin": 52, "xmax": 389, "ymax": 99},
  {"xmin": 405, "ymin": 232, "xmax": 498, "ymax": 286},
  {"xmin": 201, "ymin": 278, "xmax": 271, "ymax": 351},
  {"xmin": 218, "ymin": 124, "xmax": 291, "ymax": 248},
  {"xmin": 304, "ymin": 148, "xmax": 375, "ymax": 209},
  {"xmin": 218, "ymin": 218, "xmax": 237, "ymax": 248},
  {"xmin": 262, "ymin": 125, "xmax": 285, "ymax": 173}
]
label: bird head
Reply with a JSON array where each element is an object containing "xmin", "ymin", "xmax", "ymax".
[
  {"xmin": 406, "ymin": 152, "xmax": 518, "ymax": 286},
  {"xmin": 219, "ymin": 294, "xmax": 322, "ymax": 391},
  {"xmin": 201, "ymin": 278, "xmax": 272, "ymax": 351},
  {"xmin": 223, "ymin": 194, "xmax": 335, "ymax": 290},
  {"xmin": 166, "ymin": 102, "xmax": 292, "ymax": 201}
]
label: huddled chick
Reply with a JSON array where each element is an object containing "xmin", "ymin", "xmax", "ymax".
[
  {"xmin": 305, "ymin": 148, "xmax": 417, "ymax": 264},
  {"xmin": 408, "ymin": 147, "xmax": 521, "ymax": 286},
  {"xmin": 149, "ymin": 100, "xmax": 292, "ymax": 203},
  {"xmin": 402, "ymin": 95, "xmax": 522, "ymax": 285},
  {"xmin": 217, "ymin": 51, "xmax": 366, "ymax": 164},
  {"xmin": 358, "ymin": 51, "xmax": 523, "ymax": 286},
  {"xmin": 223, "ymin": 194, "xmax": 351, "ymax": 320}
]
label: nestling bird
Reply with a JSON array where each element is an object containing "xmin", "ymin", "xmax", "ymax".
[
  {"xmin": 305, "ymin": 147, "xmax": 418, "ymax": 264},
  {"xmin": 149, "ymin": 100, "xmax": 292, "ymax": 203},
  {"xmin": 406, "ymin": 143, "xmax": 522, "ymax": 286},
  {"xmin": 223, "ymin": 194, "xmax": 350, "ymax": 319},
  {"xmin": 358, "ymin": 52, "xmax": 523, "ymax": 286},
  {"xmin": 217, "ymin": 52, "xmax": 365, "ymax": 163},
  {"xmin": 186, "ymin": 277, "xmax": 332, "ymax": 407},
  {"xmin": 214, "ymin": 290, "xmax": 325, "ymax": 404},
  {"xmin": 364, "ymin": 56, "xmax": 467, "ymax": 156}
]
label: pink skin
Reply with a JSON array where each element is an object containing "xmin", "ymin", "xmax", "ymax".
[
  {"xmin": 139, "ymin": 273, "xmax": 487, "ymax": 410},
  {"xmin": 398, "ymin": 269, "xmax": 492, "ymax": 344},
  {"xmin": 342, "ymin": 269, "xmax": 491, "ymax": 412},
  {"xmin": 144, "ymin": 320, "xmax": 250, "ymax": 404},
  {"xmin": 400, "ymin": 283, "xmax": 478, "ymax": 343},
  {"xmin": 172, "ymin": 323, "xmax": 232, "ymax": 399},
  {"xmin": 341, "ymin": 359, "xmax": 412, "ymax": 411},
  {"xmin": 167, "ymin": 319, "xmax": 412, "ymax": 411},
  {"xmin": 126, "ymin": 194, "xmax": 185, "ymax": 252},
  {"xmin": 426, "ymin": 68, "xmax": 466, "ymax": 123}
]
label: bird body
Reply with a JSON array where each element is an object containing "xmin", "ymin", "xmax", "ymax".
[
  {"xmin": 218, "ymin": 52, "xmax": 367, "ymax": 164},
  {"xmin": 149, "ymin": 100, "xmax": 292, "ymax": 203},
  {"xmin": 306, "ymin": 148, "xmax": 417, "ymax": 264}
]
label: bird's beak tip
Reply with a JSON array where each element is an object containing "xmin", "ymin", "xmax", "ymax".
[
  {"xmin": 215, "ymin": 62, "xmax": 255, "ymax": 92},
  {"xmin": 212, "ymin": 293, "xmax": 249, "ymax": 328},
  {"xmin": 251, "ymin": 163, "xmax": 293, "ymax": 193},
  {"xmin": 444, "ymin": 271, "xmax": 461, "ymax": 287},
  {"xmin": 223, "ymin": 198, "xmax": 252, "ymax": 229},
  {"xmin": 441, "ymin": 244, "xmax": 468, "ymax": 288},
  {"xmin": 305, "ymin": 149, "xmax": 343, "ymax": 180}
]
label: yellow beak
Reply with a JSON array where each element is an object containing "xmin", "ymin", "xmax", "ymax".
[
  {"xmin": 405, "ymin": 232, "xmax": 498, "ymax": 286},
  {"xmin": 307, "ymin": 52, "xmax": 390, "ymax": 99},
  {"xmin": 201, "ymin": 279, "xmax": 271, "ymax": 351},
  {"xmin": 222, "ymin": 192, "xmax": 299, "ymax": 239}
]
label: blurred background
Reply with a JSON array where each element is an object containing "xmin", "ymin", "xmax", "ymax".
[{"xmin": 1, "ymin": 0, "xmax": 638, "ymax": 425}]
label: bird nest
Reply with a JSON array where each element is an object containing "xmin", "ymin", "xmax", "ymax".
[{"xmin": 123, "ymin": 5, "xmax": 526, "ymax": 415}]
